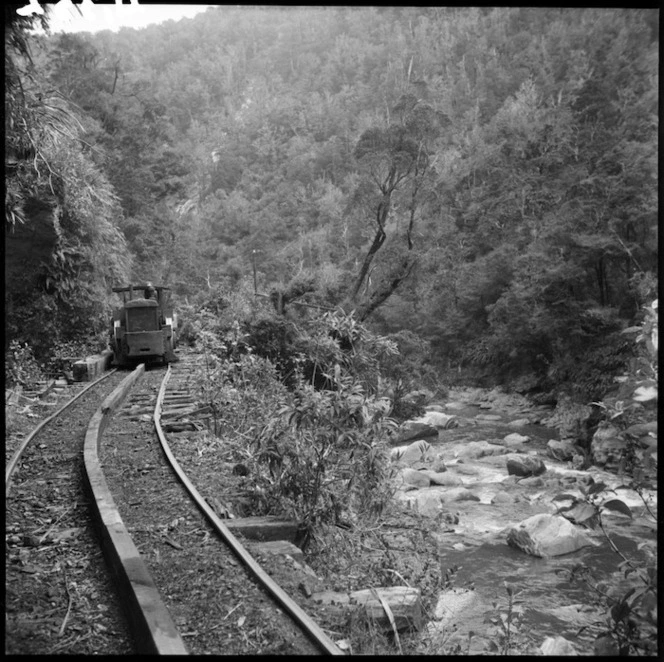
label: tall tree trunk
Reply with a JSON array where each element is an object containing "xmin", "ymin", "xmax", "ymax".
[
  {"xmin": 354, "ymin": 255, "xmax": 416, "ymax": 322},
  {"xmin": 349, "ymin": 186, "xmax": 393, "ymax": 302},
  {"xmin": 350, "ymin": 224, "xmax": 386, "ymax": 301}
]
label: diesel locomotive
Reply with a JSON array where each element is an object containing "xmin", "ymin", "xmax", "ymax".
[{"xmin": 110, "ymin": 283, "xmax": 178, "ymax": 367}]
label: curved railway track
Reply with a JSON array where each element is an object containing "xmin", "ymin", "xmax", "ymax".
[
  {"xmin": 5, "ymin": 369, "xmax": 135, "ymax": 655},
  {"xmin": 6, "ymin": 371, "xmax": 118, "ymax": 497},
  {"xmin": 6, "ymin": 359, "xmax": 343, "ymax": 655},
  {"xmin": 6, "ymin": 355, "xmax": 345, "ymax": 655},
  {"xmin": 154, "ymin": 365, "xmax": 343, "ymax": 655},
  {"xmin": 95, "ymin": 355, "xmax": 343, "ymax": 654},
  {"xmin": 94, "ymin": 356, "xmax": 343, "ymax": 654}
]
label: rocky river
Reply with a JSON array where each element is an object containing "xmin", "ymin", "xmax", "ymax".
[{"xmin": 389, "ymin": 387, "xmax": 657, "ymax": 655}]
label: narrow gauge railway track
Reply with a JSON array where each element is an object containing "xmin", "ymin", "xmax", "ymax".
[
  {"xmin": 5, "ymin": 369, "xmax": 136, "ymax": 655},
  {"xmin": 6, "ymin": 372, "xmax": 119, "ymax": 495},
  {"xmin": 96, "ymin": 356, "xmax": 344, "ymax": 655}
]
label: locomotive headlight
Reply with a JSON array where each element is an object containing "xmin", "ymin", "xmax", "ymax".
[{"xmin": 164, "ymin": 317, "xmax": 173, "ymax": 326}]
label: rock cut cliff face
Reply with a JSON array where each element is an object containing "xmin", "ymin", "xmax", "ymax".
[{"xmin": 5, "ymin": 197, "xmax": 60, "ymax": 293}]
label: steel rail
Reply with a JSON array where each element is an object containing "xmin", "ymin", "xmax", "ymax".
[
  {"xmin": 82, "ymin": 364, "xmax": 188, "ymax": 655},
  {"xmin": 5, "ymin": 369, "xmax": 118, "ymax": 498},
  {"xmin": 154, "ymin": 366, "xmax": 344, "ymax": 656}
]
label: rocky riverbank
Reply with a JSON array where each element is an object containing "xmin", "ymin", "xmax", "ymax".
[{"xmin": 388, "ymin": 386, "xmax": 657, "ymax": 655}]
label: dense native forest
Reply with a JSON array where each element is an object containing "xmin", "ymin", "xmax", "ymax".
[{"xmin": 5, "ymin": 6, "xmax": 658, "ymax": 403}]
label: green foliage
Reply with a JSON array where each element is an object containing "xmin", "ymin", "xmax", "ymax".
[
  {"xmin": 548, "ymin": 325, "xmax": 635, "ymax": 402},
  {"xmin": 294, "ymin": 312, "xmax": 399, "ymax": 394},
  {"xmin": 5, "ymin": 12, "xmax": 131, "ymax": 360},
  {"xmin": 4, "ymin": 340, "xmax": 45, "ymax": 388},
  {"xmin": 591, "ymin": 299, "xmax": 658, "ymax": 478},
  {"xmin": 554, "ymin": 478, "xmax": 657, "ymax": 656},
  {"xmin": 243, "ymin": 315, "xmax": 299, "ymax": 385},
  {"xmin": 5, "ymin": 9, "xmax": 67, "ymax": 228},
  {"xmin": 247, "ymin": 369, "xmax": 396, "ymax": 546},
  {"xmin": 182, "ymin": 300, "xmax": 399, "ymax": 546},
  {"xmin": 553, "ymin": 299, "xmax": 658, "ymax": 656},
  {"xmin": 483, "ymin": 583, "xmax": 526, "ymax": 655},
  {"xmin": 11, "ymin": 7, "xmax": 656, "ymax": 403}
]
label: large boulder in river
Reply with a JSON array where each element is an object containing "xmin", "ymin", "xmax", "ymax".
[
  {"xmin": 506, "ymin": 514, "xmax": 597, "ymax": 557},
  {"xmin": 506, "ymin": 456, "xmax": 546, "ymax": 477}
]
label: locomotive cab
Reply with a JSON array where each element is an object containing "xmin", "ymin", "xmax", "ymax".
[{"xmin": 110, "ymin": 284, "xmax": 178, "ymax": 367}]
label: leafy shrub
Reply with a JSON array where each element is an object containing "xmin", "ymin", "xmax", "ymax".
[
  {"xmin": 564, "ymin": 299, "xmax": 658, "ymax": 656},
  {"xmin": 45, "ymin": 339, "xmax": 98, "ymax": 375},
  {"xmin": 549, "ymin": 331, "xmax": 635, "ymax": 402},
  {"xmin": 5, "ymin": 340, "xmax": 44, "ymax": 388},
  {"xmin": 246, "ymin": 369, "xmax": 396, "ymax": 547},
  {"xmin": 242, "ymin": 314, "xmax": 300, "ymax": 385},
  {"xmin": 183, "ymin": 303, "xmax": 400, "ymax": 547},
  {"xmin": 554, "ymin": 479, "xmax": 657, "ymax": 656}
]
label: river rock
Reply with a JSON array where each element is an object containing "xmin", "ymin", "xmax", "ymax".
[
  {"xmin": 547, "ymin": 439, "xmax": 577, "ymax": 461},
  {"xmin": 475, "ymin": 413, "xmax": 502, "ymax": 422},
  {"xmin": 392, "ymin": 422, "xmax": 439, "ymax": 445},
  {"xmin": 352, "ymin": 586, "xmax": 424, "ymax": 631},
  {"xmin": 590, "ymin": 423, "xmax": 625, "ymax": 467},
  {"xmin": 429, "ymin": 454, "xmax": 447, "ymax": 472},
  {"xmin": 540, "ymin": 636, "xmax": 578, "ymax": 655},
  {"xmin": 425, "ymin": 472, "xmax": 463, "ymax": 486},
  {"xmin": 507, "ymin": 418, "xmax": 530, "ymax": 428},
  {"xmin": 425, "ymin": 404, "xmax": 445, "ymax": 412},
  {"xmin": 391, "ymin": 439, "xmax": 433, "ymax": 466},
  {"xmin": 449, "ymin": 462, "xmax": 481, "ymax": 475},
  {"xmin": 414, "ymin": 411, "xmax": 458, "ymax": 429},
  {"xmin": 411, "ymin": 490, "xmax": 446, "ymax": 516},
  {"xmin": 396, "ymin": 467, "xmax": 431, "ymax": 488},
  {"xmin": 433, "ymin": 588, "xmax": 481, "ymax": 623},
  {"xmin": 438, "ymin": 487, "xmax": 480, "ymax": 503},
  {"xmin": 517, "ymin": 475, "xmax": 544, "ymax": 487},
  {"xmin": 503, "ymin": 433, "xmax": 531, "ymax": 447},
  {"xmin": 443, "ymin": 401, "xmax": 468, "ymax": 411},
  {"xmin": 313, "ymin": 586, "xmax": 423, "ymax": 632},
  {"xmin": 490, "ymin": 491, "xmax": 515, "ymax": 505},
  {"xmin": 420, "ymin": 470, "xmax": 456, "ymax": 486},
  {"xmin": 506, "ymin": 513, "xmax": 597, "ymax": 557},
  {"xmin": 506, "ymin": 456, "xmax": 546, "ymax": 477},
  {"xmin": 455, "ymin": 440, "xmax": 507, "ymax": 460}
]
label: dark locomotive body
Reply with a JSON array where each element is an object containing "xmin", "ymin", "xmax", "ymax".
[{"xmin": 110, "ymin": 284, "xmax": 178, "ymax": 367}]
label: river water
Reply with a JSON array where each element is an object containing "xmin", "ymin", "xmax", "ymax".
[{"xmin": 402, "ymin": 396, "xmax": 657, "ymax": 655}]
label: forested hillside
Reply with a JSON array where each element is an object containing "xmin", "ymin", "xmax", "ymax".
[{"xmin": 5, "ymin": 6, "xmax": 658, "ymax": 401}]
